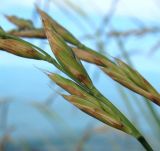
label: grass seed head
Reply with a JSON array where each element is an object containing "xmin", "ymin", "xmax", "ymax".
[
  {"xmin": 0, "ymin": 38, "xmax": 46, "ymax": 60},
  {"xmin": 72, "ymin": 47, "xmax": 117, "ymax": 69},
  {"xmin": 62, "ymin": 94, "xmax": 124, "ymax": 130},
  {"xmin": 116, "ymin": 58, "xmax": 159, "ymax": 95},
  {"xmin": 40, "ymin": 13, "xmax": 93, "ymax": 88},
  {"xmin": 49, "ymin": 73, "xmax": 119, "ymax": 115},
  {"xmin": 5, "ymin": 15, "xmax": 34, "ymax": 30},
  {"xmin": 38, "ymin": 8, "xmax": 81, "ymax": 46},
  {"xmin": 48, "ymin": 73, "xmax": 85, "ymax": 97}
]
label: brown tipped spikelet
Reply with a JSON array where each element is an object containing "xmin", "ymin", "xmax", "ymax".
[
  {"xmin": 49, "ymin": 73, "xmax": 121, "ymax": 118},
  {"xmin": 115, "ymin": 59, "xmax": 159, "ymax": 95},
  {"xmin": 62, "ymin": 95, "xmax": 129, "ymax": 132},
  {"xmin": 5, "ymin": 15, "xmax": 34, "ymax": 30},
  {"xmin": 7, "ymin": 28, "xmax": 45, "ymax": 39},
  {"xmin": 48, "ymin": 73, "xmax": 100, "ymax": 106},
  {"xmin": 40, "ymin": 13, "xmax": 93, "ymax": 88},
  {"xmin": 102, "ymin": 60, "xmax": 160, "ymax": 106},
  {"xmin": 72, "ymin": 47, "xmax": 115, "ymax": 67},
  {"xmin": 0, "ymin": 38, "xmax": 46, "ymax": 60},
  {"xmin": 48, "ymin": 73, "xmax": 85, "ymax": 97},
  {"xmin": 37, "ymin": 8, "xmax": 81, "ymax": 46}
]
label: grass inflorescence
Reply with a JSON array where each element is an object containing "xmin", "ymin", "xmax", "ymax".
[{"xmin": 0, "ymin": 8, "xmax": 158, "ymax": 151}]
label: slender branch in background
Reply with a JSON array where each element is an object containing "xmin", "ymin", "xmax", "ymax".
[
  {"xmin": 96, "ymin": 0, "xmax": 119, "ymax": 36},
  {"xmin": 79, "ymin": 0, "xmax": 119, "ymax": 47},
  {"xmin": 0, "ymin": 101, "xmax": 10, "ymax": 131},
  {"xmin": 108, "ymin": 27, "xmax": 160, "ymax": 38},
  {"xmin": 115, "ymin": 84, "xmax": 137, "ymax": 122},
  {"xmin": 76, "ymin": 124, "xmax": 93, "ymax": 151},
  {"xmin": 0, "ymin": 100, "xmax": 12, "ymax": 151},
  {"xmin": 50, "ymin": 0, "xmax": 89, "ymax": 33},
  {"xmin": 148, "ymin": 39, "xmax": 160, "ymax": 55},
  {"xmin": 129, "ymin": 17, "xmax": 146, "ymax": 28},
  {"xmin": 58, "ymin": 0, "xmax": 96, "ymax": 29},
  {"xmin": 44, "ymin": 91, "xmax": 59, "ymax": 105},
  {"xmin": 72, "ymin": 0, "xmax": 119, "ymax": 43}
]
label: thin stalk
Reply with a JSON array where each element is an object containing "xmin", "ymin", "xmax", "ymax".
[
  {"xmin": 116, "ymin": 84, "xmax": 137, "ymax": 122},
  {"xmin": 137, "ymin": 136, "xmax": 153, "ymax": 151},
  {"xmin": 145, "ymin": 98, "xmax": 160, "ymax": 131}
]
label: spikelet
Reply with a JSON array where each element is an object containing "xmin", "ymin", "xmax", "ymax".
[
  {"xmin": 0, "ymin": 38, "xmax": 45, "ymax": 60},
  {"xmin": 40, "ymin": 12, "xmax": 93, "ymax": 88},
  {"xmin": 62, "ymin": 95, "xmax": 124, "ymax": 130},
  {"xmin": 5, "ymin": 15, "xmax": 34, "ymax": 30},
  {"xmin": 38, "ymin": 8, "xmax": 81, "ymax": 46}
]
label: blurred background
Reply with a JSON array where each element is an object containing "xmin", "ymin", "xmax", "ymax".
[{"xmin": 0, "ymin": 0, "xmax": 160, "ymax": 150}]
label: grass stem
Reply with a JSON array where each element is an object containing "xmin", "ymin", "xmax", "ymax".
[{"xmin": 137, "ymin": 136, "xmax": 153, "ymax": 151}]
